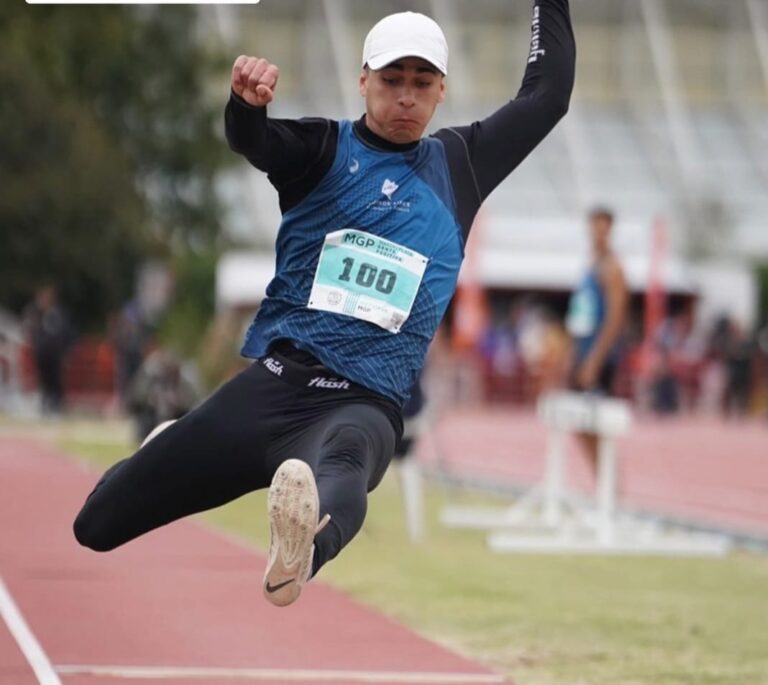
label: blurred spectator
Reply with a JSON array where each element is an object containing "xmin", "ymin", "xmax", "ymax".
[
  {"xmin": 520, "ymin": 305, "xmax": 569, "ymax": 396},
  {"xmin": 758, "ymin": 323, "xmax": 768, "ymax": 418},
  {"xmin": 646, "ymin": 314, "xmax": 687, "ymax": 416},
  {"xmin": 722, "ymin": 320, "xmax": 754, "ymax": 418},
  {"xmin": 670, "ymin": 312, "xmax": 706, "ymax": 412},
  {"xmin": 650, "ymin": 349, "xmax": 679, "ymax": 415},
  {"xmin": 708, "ymin": 315, "xmax": 732, "ymax": 361},
  {"xmin": 23, "ymin": 285, "xmax": 74, "ymax": 415},
  {"xmin": 537, "ymin": 314, "xmax": 570, "ymax": 394},
  {"xmin": 110, "ymin": 300, "xmax": 147, "ymax": 409},
  {"xmin": 698, "ymin": 353, "xmax": 727, "ymax": 416},
  {"xmin": 758, "ymin": 323, "xmax": 768, "ymax": 361},
  {"xmin": 127, "ymin": 348, "xmax": 199, "ymax": 443},
  {"xmin": 480, "ymin": 304, "xmax": 525, "ymax": 402},
  {"xmin": 481, "ymin": 312, "xmax": 520, "ymax": 379}
]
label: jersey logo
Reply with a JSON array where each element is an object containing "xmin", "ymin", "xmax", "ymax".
[
  {"xmin": 381, "ymin": 179, "xmax": 399, "ymax": 199},
  {"xmin": 349, "ymin": 158, "xmax": 360, "ymax": 174}
]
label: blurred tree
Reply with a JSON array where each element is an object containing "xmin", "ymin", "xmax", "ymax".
[
  {"xmin": 0, "ymin": 2, "xmax": 228, "ymax": 328},
  {"xmin": 158, "ymin": 251, "xmax": 219, "ymax": 359},
  {"xmin": 0, "ymin": 53, "xmax": 148, "ymax": 327}
]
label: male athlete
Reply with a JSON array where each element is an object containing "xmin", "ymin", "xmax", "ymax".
[
  {"xmin": 566, "ymin": 207, "xmax": 628, "ymax": 472},
  {"xmin": 74, "ymin": 1, "xmax": 575, "ymax": 607}
]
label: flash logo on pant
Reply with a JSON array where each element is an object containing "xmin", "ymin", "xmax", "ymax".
[
  {"xmin": 308, "ymin": 377, "xmax": 350, "ymax": 390},
  {"xmin": 263, "ymin": 357, "xmax": 284, "ymax": 376}
]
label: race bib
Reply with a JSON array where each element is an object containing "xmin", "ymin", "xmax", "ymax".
[
  {"xmin": 307, "ymin": 229, "xmax": 429, "ymax": 333},
  {"xmin": 566, "ymin": 289, "xmax": 598, "ymax": 337}
]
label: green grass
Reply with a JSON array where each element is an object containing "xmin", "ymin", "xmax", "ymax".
[{"xmin": 56, "ymin": 420, "xmax": 768, "ymax": 685}]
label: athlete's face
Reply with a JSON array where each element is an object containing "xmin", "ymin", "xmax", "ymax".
[
  {"xmin": 359, "ymin": 57, "xmax": 446, "ymax": 144},
  {"xmin": 590, "ymin": 216, "xmax": 613, "ymax": 254}
]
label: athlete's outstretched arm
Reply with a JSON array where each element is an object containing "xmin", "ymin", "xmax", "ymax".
[
  {"xmin": 440, "ymin": 0, "xmax": 575, "ymax": 202},
  {"xmin": 225, "ymin": 55, "xmax": 335, "ymax": 195}
]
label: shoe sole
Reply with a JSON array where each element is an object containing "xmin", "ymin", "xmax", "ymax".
[{"xmin": 263, "ymin": 459, "xmax": 319, "ymax": 607}]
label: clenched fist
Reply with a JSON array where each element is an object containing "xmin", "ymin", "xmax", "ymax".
[{"xmin": 231, "ymin": 55, "xmax": 280, "ymax": 107}]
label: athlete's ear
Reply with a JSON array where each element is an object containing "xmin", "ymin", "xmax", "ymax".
[
  {"xmin": 437, "ymin": 77, "xmax": 446, "ymax": 104},
  {"xmin": 359, "ymin": 68, "xmax": 369, "ymax": 97}
]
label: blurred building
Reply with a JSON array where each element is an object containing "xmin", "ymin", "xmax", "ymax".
[{"xmin": 210, "ymin": 0, "xmax": 767, "ymax": 331}]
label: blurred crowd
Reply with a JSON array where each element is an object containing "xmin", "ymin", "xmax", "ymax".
[
  {"xmin": 475, "ymin": 298, "xmax": 768, "ymax": 419},
  {"xmin": 16, "ymin": 287, "xmax": 200, "ymax": 443},
  {"xmin": 637, "ymin": 312, "xmax": 766, "ymax": 418},
  {"xmin": 10, "ymin": 285, "xmax": 768, "ymax": 432},
  {"xmin": 108, "ymin": 300, "xmax": 200, "ymax": 442}
]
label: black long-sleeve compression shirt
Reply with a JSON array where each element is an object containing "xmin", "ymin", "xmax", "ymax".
[{"xmin": 225, "ymin": 0, "xmax": 575, "ymax": 239}]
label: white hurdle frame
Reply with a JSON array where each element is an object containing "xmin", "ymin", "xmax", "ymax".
[{"xmin": 442, "ymin": 391, "xmax": 731, "ymax": 557}]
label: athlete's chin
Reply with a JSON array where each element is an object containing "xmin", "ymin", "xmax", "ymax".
[{"xmin": 386, "ymin": 125, "xmax": 424, "ymax": 144}]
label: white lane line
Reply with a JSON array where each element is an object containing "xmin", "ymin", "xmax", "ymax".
[
  {"xmin": 55, "ymin": 664, "xmax": 506, "ymax": 683},
  {"xmin": 0, "ymin": 576, "xmax": 62, "ymax": 685}
]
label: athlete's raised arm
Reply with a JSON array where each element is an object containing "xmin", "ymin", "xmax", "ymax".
[
  {"xmin": 225, "ymin": 55, "xmax": 336, "ymax": 202},
  {"xmin": 231, "ymin": 55, "xmax": 280, "ymax": 107},
  {"xmin": 437, "ymin": 0, "xmax": 575, "ymax": 204}
]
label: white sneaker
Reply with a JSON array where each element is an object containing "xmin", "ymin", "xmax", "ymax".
[{"xmin": 263, "ymin": 459, "xmax": 330, "ymax": 607}]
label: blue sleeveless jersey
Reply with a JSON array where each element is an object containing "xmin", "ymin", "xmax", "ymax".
[
  {"xmin": 566, "ymin": 267, "xmax": 606, "ymax": 363},
  {"xmin": 241, "ymin": 120, "xmax": 464, "ymax": 405}
]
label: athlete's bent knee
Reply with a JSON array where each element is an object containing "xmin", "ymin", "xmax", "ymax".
[
  {"xmin": 325, "ymin": 425, "xmax": 371, "ymax": 463},
  {"xmin": 72, "ymin": 507, "xmax": 120, "ymax": 552}
]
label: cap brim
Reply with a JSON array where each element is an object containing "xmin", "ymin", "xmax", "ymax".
[{"xmin": 366, "ymin": 49, "xmax": 446, "ymax": 75}]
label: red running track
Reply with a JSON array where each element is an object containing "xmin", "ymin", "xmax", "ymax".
[
  {"xmin": 420, "ymin": 409, "xmax": 768, "ymax": 538},
  {"xmin": 0, "ymin": 436, "xmax": 508, "ymax": 685}
]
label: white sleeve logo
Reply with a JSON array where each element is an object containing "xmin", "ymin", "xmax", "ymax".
[{"xmin": 528, "ymin": 6, "xmax": 547, "ymax": 63}]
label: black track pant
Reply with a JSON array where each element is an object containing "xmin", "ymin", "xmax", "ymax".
[{"xmin": 73, "ymin": 350, "xmax": 399, "ymax": 575}]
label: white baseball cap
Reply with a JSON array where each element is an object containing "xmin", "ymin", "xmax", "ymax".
[{"xmin": 362, "ymin": 12, "xmax": 448, "ymax": 76}]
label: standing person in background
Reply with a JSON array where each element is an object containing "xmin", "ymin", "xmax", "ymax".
[
  {"xmin": 565, "ymin": 207, "xmax": 628, "ymax": 473},
  {"xmin": 758, "ymin": 322, "xmax": 768, "ymax": 420},
  {"xmin": 23, "ymin": 285, "xmax": 73, "ymax": 415},
  {"xmin": 126, "ymin": 347, "xmax": 200, "ymax": 444},
  {"xmin": 74, "ymin": 1, "xmax": 576, "ymax": 608},
  {"xmin": 111, "ymin": 300, "xmax": 147, "ymax": 411},
  {"xmin": 722, "ymin": 320, "xmax": 755, "ymax": 419}
]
